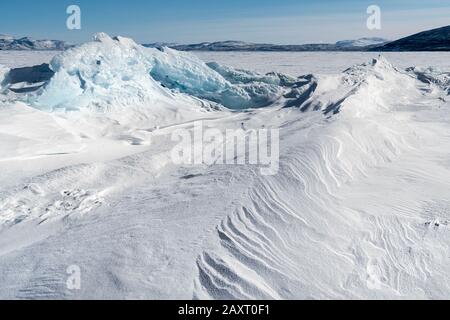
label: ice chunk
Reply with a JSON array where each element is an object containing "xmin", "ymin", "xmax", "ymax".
[
  {"xmin": 0, "ymin": 64, "xmax": 9, "ymax": 91},
  {"xmin": 30, "ymin": 33, "xmax": 283, "ymax": 112},
  {"xmin": 149, "ymin": 48, "xmax": 283, "ymax": 109},
  {"xmin": 206, "ymin": 62, "xmax": 280, "ymax": 85},
  {"xmin": 407, "ymin": 66, "xmax": 450, "ymax": 94},
  {"xmin": 32, "ymin": 33, "xmax": 173, "ymax": 112}
]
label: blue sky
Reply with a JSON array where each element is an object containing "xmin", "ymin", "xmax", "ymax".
[{"xmin": 0, "ymin": 0, "xmax": 449, "ymax": 44}]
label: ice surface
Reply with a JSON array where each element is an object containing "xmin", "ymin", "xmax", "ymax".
[
  {"xmin": 0, "ymin": 64, "xmax": 9, "ymax": 91},
  {"xmin": 0, "ymin": 51, "xmax": 57, "ymax": 68},
  {"xmin": 194, "ymin": 51, "xmax": 450, "ymax": 76},
  {"xmin": 0, "ymin": 36, "xmax": 450, "ymax": 300},
  {"xmin": 2, "ymin": 50, "xmax": 450, "ymax": 76}
]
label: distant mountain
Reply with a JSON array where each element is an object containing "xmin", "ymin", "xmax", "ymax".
[
  {"xmin": 335, "ymin": 37, "xmax": 389, "ymax": 48},
  {"xmin": 0, "ymin": 35, "xmax": 70, "ymax": 51},
  {"xmin": 373, "ymin": 25, "xmax": 450, "ymax": 51},
  {"xmin": 143, "ymin": 38, "xmax": 390, "ymax": 52},
  {"xmin": 6, "ymin": 24, "xmax": 450, "ymax": 52},
  {"xmin": 171, "ymin": 41, "xmax": 275, "ymax": 51}
]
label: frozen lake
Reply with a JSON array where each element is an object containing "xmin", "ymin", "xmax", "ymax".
[
  {"xmin": 1, "ymin": 51, "xmax": 449, "ymax": 76},
  {"xmin": 1, "ymin": 38, "xmax": 450, "ymax": 299},
  {"xmin": 0, "ymin": 51, "xmax": 58, "ymax": 68},
  {"xmin": 194, "ymin": 51, "xmax": 450, "ymax": 76}
]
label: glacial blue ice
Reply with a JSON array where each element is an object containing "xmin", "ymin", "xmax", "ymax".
[
  {"xmin": 0, "ymin": 64, "xmax": 9, "ymax": 92},
  {"xmin": 30, "ymin": 33, "xmax": 284, "ymax": 112}
]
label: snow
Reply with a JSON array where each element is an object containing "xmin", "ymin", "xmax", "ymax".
[
  {"xmin": 0, "ymin": 35, "xmax": 450, "ymax": 299},
  {"xmin": 0, "ymin": 51, "xmax": 58, "ymax": 68},
  {"xmin": 407, "ymin": 66, "xmax": 450, "ymax": 93}
]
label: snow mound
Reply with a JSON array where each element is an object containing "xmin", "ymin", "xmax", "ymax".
[
  {"xmin": 282, "ymin": 56, "xmax": 420, "ymax": 116},
  {"xmin": 30, "ymin": 33, "xmax": 282, "ymax": 112},
  {"xmin": 342, "ymin": 55, "xmax": 400, "ymax": 85},
  {"xmin": 333, "ymin": 56, "xmax": 421, "ymax": 115}
]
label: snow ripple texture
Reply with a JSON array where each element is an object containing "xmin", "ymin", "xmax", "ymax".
[{"xmin": 194, "ymin": 58, "xmax": 450, "ymax": 299}]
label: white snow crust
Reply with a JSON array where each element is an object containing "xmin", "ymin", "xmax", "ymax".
[{"xmin": 0, "ymin": 34, "xmax": 450, "ymax": 299}]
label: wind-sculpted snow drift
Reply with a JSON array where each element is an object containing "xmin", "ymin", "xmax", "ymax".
[
  {"xmin": 0, "ymin": 34, "xmax": 450, "ymax": 299},
  {"xmin": 194, "ymin": 57, "xmax": 450, "ymax": 299},
  {"xmin": 407, "ymin": 66, "xmax": 450, "ymax": 94}
]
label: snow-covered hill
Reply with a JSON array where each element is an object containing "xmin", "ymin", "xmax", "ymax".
[
  {"xmin": 0, "ymin": 35, "xmax": 69, "ymax": 51},
  {"xmin": 0, "ymin": 34, "xmax": 449, "ymax": 299},
  {"xmin": 145, "ymin": 38, "xmax": 390, "ymax": 52},
  {"xmin": 373, "ymin": 25, "xmax": 450, "ymax": 51},
  {"xmin": 336, "ymin": 37, "xmax": 389, "ymax": 48}
]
